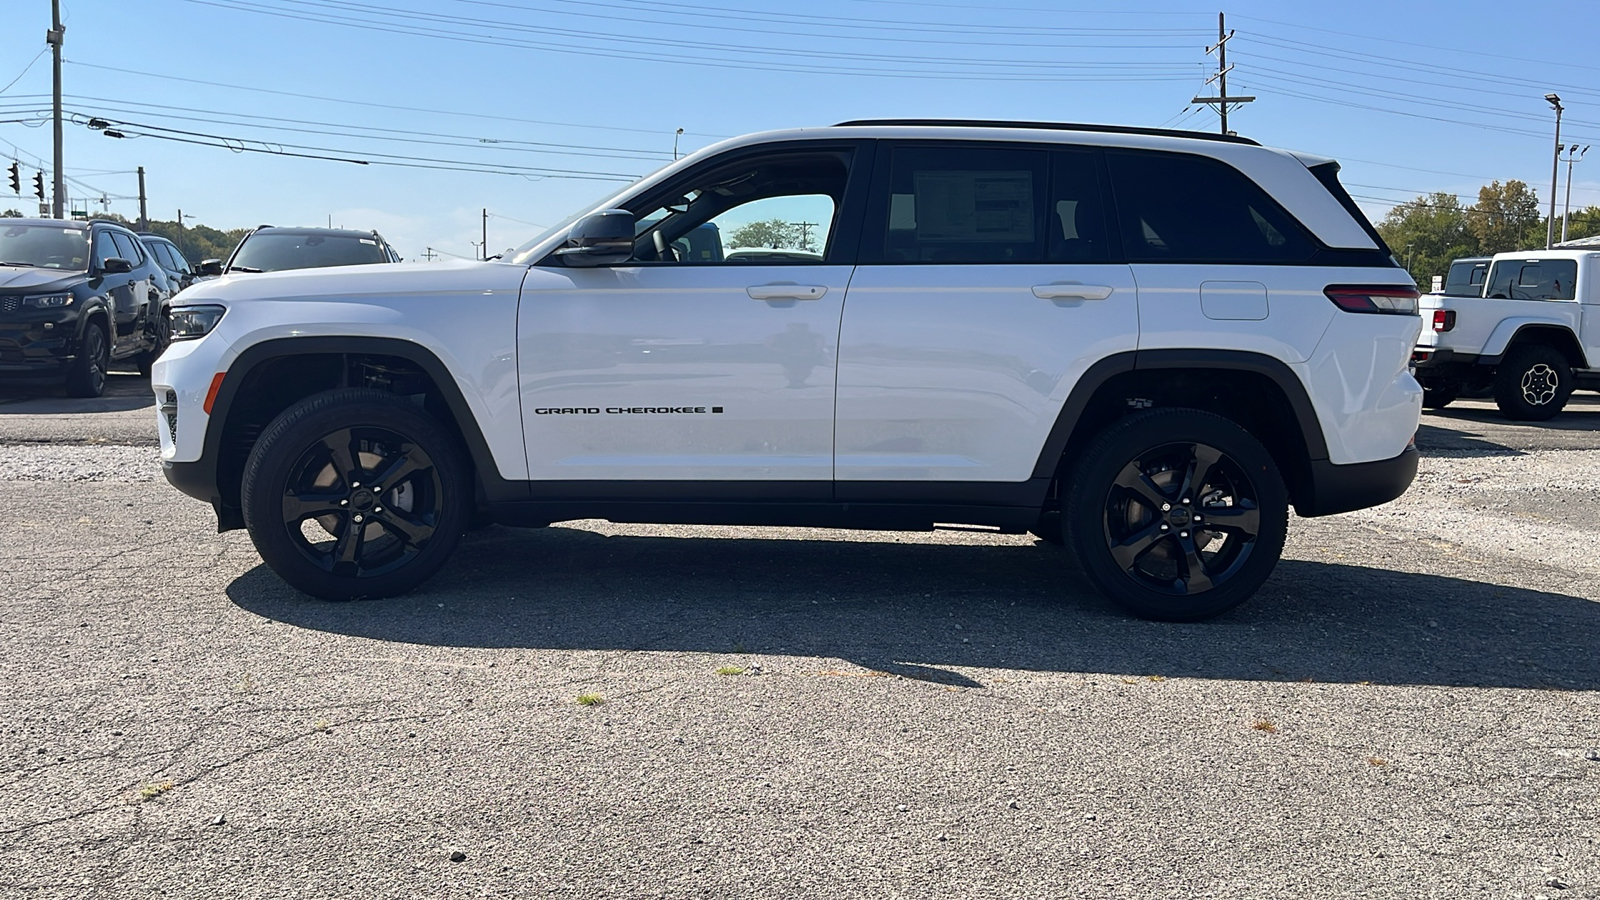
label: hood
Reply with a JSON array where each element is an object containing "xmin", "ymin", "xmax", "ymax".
[
  {"xmin": 0, "ymin": 266, "xmax": 85, "ymax": 294},
  {"xmin": 174, "ymin": 258, "xmax": 528, "ymax": 305}
]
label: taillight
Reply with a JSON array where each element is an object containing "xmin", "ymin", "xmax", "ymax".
[
  {"xmin": 1324, "ymin": 285, "xmax": 1420, "ymax": 315},
  {"xmin": 1432, "ymin": 309, "xmax": 1456, "ymax": 332}
]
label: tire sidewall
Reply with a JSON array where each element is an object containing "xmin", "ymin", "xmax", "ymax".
[
  {"xmin": 66, "ymin": 319, "xmax": 109, "ymax": 398},
  {"xmin": 241, "ymin": 389, "xmax": 471, "ymax": 600},
  {"xmin": 1064, "ymin": 409, "xmax": 1289, "ymax": 621}
]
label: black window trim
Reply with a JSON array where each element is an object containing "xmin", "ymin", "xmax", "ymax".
[{"xmin": 538, "ymin": 139, "xmax": 877, "ymax": 269}]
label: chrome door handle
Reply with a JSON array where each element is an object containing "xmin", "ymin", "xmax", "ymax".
[
  {"xmin": 747, "ymin": 284, "xmax": 828, "ymax": 301},
  {"xmin": 1032, "ymin": 283, "xmax": 1114, "ymax": 301}
]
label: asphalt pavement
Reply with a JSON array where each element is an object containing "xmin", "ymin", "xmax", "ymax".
[{"xmin": 1, "ymin": 377, "xmax": 1597, "ymax": 899}]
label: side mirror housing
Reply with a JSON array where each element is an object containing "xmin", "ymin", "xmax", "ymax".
[
  {"xmin": 198, "ymin": 259, "xmax": 223, "ymax": 277},
  {"xmin": 101, "ymin": 257, "xmax": 133, "ymax": 274},
  {"xmin": 555, "ymin": 210, "xmax": 635, "ymax": 267}
]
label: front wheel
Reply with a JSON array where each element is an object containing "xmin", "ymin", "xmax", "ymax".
[
  {"xmin": 1063, "ymin": 409, "xmax": 1288, "ymax": 621},
  {"xmin": 65, "ymin": 319, "xmax": 110, "ymax": 398},
  {"xmin": 240, "ymin": 389, "xmax": 471, "ymax": 600},
  {"xmin": 134, "ymin": 309, "xmax": 170, "ymax": 377}
]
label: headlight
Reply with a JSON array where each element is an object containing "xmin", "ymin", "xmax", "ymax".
[
  {"xmin": 170, "ymin": 305, "xmax": 227, "ymax": 341},
  {"xmin": 22, "ymin": 293, "xmax": 73, "ymax": 308}
]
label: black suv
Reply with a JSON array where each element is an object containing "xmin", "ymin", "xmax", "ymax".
[
  {"xmin": 0, "ymin": 218, "xmax": 171, "ymax": 397},
  {"xmin": 198, "ymin": 225, "xmax": 400, "ymax": 276},
  {"xmin": 138, "ymin": 232, "xmax": 198, "ymax": 295}
]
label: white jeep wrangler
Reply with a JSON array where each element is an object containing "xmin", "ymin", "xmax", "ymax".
[
  {"xmin": 1413, "ymin": 249, "xmax": 1600, "ymax": 419},
  {"xmin": 154, "ymin": 120, "xmax": 1422, "ymax": 620}
]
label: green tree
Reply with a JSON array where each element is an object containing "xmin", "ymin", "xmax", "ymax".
[
  {"xmin": 1375, "ymin": 192, "xmax": 1474, "ymax": 287},
  {"xmin": 1560, "ymin": 204, "xmax": 1600, "ymax": 243},
  {"xmin": 1466, "ymin": 180, "xmax": 1541, "ymax": 254},
  {"xmin": 728, "ymin": 218, "xmax": 799, "ymax": 249},
  {"xmin": 1, "ymin": 209, "xmax": 21, "ymax": 217}
]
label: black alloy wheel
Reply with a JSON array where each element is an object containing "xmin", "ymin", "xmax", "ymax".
[
  {"xmin": 66, "ymin": 320, "xmax": 110, "ymax": 398},
  {"xmin": 1493, "ymin": 344, "xmax": 1572, "ymax": 421},
  {"xmin": 1065, "ymin": 409, "xmax": 1288, "ymax": 621},
  {"xmin": 135, "ymin": 311, "xmax": 171, "ymax": 377},
  {"xmin": 241, "ymin": 389, "xmax": 470, "ymax": 600}
]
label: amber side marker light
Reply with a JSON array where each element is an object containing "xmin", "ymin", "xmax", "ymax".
[{"xmin": 202, "ymin": 373, "xmax": 226, "ymax": 415}]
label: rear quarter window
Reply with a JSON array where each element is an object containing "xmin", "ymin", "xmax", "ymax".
[{"xmin": 1106, "ymin": 150, "xmax": 1316, "ymax": 264}]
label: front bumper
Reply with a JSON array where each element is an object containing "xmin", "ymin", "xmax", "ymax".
[{"xmin": 1295, "ymin": 443, "xmax": 1419, "ymax": 517}]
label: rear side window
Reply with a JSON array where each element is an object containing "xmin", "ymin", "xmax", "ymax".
[
  {"xmin": 1443, "ymin": 261, "xmax": 1487, "ymax": 297},
  {"xmin": 1106, "ymin": 150, "xmax": 1315, "ymax": 264},
  {"xmin": 1485, "ymin": 259, "xmax": 1577, "ymax": 301},
  {"xmin": 876, "ymin": 146, "xmax": 1049, "ymax": 264}
]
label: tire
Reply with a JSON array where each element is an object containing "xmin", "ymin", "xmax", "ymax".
[
  {"xmin": 1493, "ymin": 344, "xmax": 1572, "ymax": 421},
  {"xmin": 134, "ymin": 309, "xmax": 170, "ymax": 378},
  {"xmin": 1063, "ymin": 409, "xmax": 1288, "ymax": 622},
  {"xmin": 240, "ymin": 388, "xmax": 471, "ymax": 600},
  {"xmin": 1421, "ymin": 383, "xmax": 1460, "ymax": 409},
  {"xmin": 65, "ymin": 319, "xmax": 110, "ymax": 398}
]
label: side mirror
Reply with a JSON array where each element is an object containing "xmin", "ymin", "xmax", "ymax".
[
  {"xmin": 198, "ymin": 259, "xmax": 223, "ymax": 277},
  {"xmin": 101, "ymin": 257, "xmax": 133, "ymax": 274},
  {"xmin": 556, "ymin": 210, "xmax": 635, "ymax": 267}
]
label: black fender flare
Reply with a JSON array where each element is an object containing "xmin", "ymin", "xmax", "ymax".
[{"xmin": 1029, "ymin": 348, "xmax": 1330, "ymax": 480}]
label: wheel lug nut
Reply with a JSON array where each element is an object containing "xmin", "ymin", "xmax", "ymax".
[
  {"xmin": 339, "ymin": 499, "xmax": 348, "ymax": 506},
  {"xmin": 1161, "ymin": 503, "xmax": 1171, "ymax": 511},
  {"xmin": 352, "ymin": 481, "xmax": 361, "ymax": 488},
  {"xmin": 374, "ymin": 506, "xmax": 383, "ymax": 513},
  {"xmin": 353, "ymin": 514, "xmax": 364, "ymax": 523},
  {"xmin": 1180, "ymin": 531, "xmax": 1189, "ymax": 538},
  {"xmin": 1181, "ymin": 498, "xmax": 1190, "ymax": 504},
  {"xmin": 1160, "ymin": 524, "xmax": 1170, "ymax": 531}
]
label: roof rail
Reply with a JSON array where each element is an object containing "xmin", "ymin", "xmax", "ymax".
[{"xmin": 833, "ymin": 119, "xmax": 1260, "ymax": 146}]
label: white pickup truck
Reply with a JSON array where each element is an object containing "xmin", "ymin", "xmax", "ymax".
[{"xmin": 1411, "ymin": 249, "xmax": 1600, "ymax": 419}]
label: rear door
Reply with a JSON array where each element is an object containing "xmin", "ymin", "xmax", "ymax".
[
  {"xmin": 92, "ymin": 230, "xmax": 139, "ymax": 353},
  {"xmin": 834, "ymin": 141, "xmax": 1137, "ymax": 491}
]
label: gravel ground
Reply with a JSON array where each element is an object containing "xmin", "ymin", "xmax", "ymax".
[{"xmin": 0, "ymin": 405, "xmax": 1597, "ymax": 899}]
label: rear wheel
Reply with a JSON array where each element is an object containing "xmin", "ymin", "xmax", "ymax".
[
  {"xmin": 1493, "ymin": 344, "xmax": 1572, "ymax": 421},
  {"xmin": 240, "ymin": 389, "xmax": 471, "ymax": 600},
  {"xmin": 1064, "ymin": 409, "xmax": 1288, "ymax": 621},
  {"xmin": 65, "ymin": 319, "xmax": 109, "ymax": 398}
]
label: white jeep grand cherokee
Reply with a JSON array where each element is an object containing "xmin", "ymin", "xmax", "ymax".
[{"xmin": 154, "ymin": 120, "xmax": 1422, "ymax": 621}]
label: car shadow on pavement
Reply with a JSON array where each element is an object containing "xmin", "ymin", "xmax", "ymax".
[
  {"xmin": 1414, "ymin": 423, "xmax": 1524, "ymax": 456},
  {"xmin": 0, "ymin": 372, "xmax": 153, "ymax": 413},
  {"xmin": 226, "ymin": 525, "xmax": 1600, "ymax": 692}
]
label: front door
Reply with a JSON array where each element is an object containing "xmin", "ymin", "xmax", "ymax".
[
  {"xmin": 834, "ymin": 142, "xmax": 1138, "ymax": 488},
  {"xmin": 518, "ymin": 143, "xmax": 867, "ymax": 484},
  {"xmin": 92, "ymin": 230, "xmax": 140, "ymax": 353}
]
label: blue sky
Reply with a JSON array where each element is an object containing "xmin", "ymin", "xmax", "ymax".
[{"xmin": 2, "ymin": 0, "xmax": 1598, "ymax": 260}]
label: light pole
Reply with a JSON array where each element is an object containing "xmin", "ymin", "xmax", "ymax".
[
  {"xmin": 1546, "ymin": 93, "xmax": 1563, "ymax": 249},
  {"xmin": 1562, "ymin": 144, "xmax": 1589, "ymax": 244},
  {"xmin": 673, "ymin": 127, "xmax": 684, "ymax": 160}
]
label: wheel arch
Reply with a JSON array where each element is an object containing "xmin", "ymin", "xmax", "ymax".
[
  {"xmin": 1488, "ymin": 324, "xmax": 1588, "ymax": 369},
  {"xmin": 200, "ymin": 336, "xmax": 516, "ymax": 530},
  {"xmin": 1032, "ymin": 349, "xmax": 1327, "ymax": 513}
]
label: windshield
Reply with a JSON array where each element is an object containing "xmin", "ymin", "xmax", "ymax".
[
  {"xmin": 0, "ymin": 223, "xmax": 91, "ymax": 270},
  {"xmin": 1485, "ymin": 259, "xmax": 1578, "ymax": 301},
  {"xmin": 230, "ymin": 232, "xmax": 389, "ymax": 273}
]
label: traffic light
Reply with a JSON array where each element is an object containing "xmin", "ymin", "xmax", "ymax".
[
  {"xmin": 7, "ymin": 162, "xmax": 17, "ymax": 194},
  {"xmin": 33, "ymin": 170, "xmax": 44, "ymax": 201}
]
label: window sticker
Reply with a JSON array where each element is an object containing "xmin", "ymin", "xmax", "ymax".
[{"xmin": 913, "ymin": 170, "xmax": 1034, "ymax": 242}]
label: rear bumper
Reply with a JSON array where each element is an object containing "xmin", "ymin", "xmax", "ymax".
[{"xmin": 1295, "ymin": 444, "xmax": 1419, "ymax": 517}]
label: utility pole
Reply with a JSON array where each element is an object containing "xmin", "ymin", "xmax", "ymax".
[
  {"xmin": 1192, "ymin": 12, "xmax": 1253, "ymax": 136},
  {"xmin": 482, "ymin": 208, "xmax": 488, "ymax": 259},
  {"xmin": 1561, "ymin": 144, "xmax": 1588, "ymax": 244},
  {"xmin": 796, "ymin": 221, "xmax": 818, "ymax": 252},
  {"xmin": 47, "ymin": 0, "xmax": 64, "ymax": 219},
  {"xmin": 422, "ymin": 247, "xmax": 437, "ymax": 261},
  {"xmin": 177, "ymin": 208, "xmax": 192, "ymax": 255},
  {"xmin": 1546, "ymin": 93, "xmax": 1563, "ymax": 250},
  {"xmin": 136, "ymin": 166, "xmax": 148, "ymax": 231}
]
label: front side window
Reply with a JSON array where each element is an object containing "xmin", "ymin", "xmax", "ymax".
[
  {"xmin": 1106, "ymin": 150, "xmax": 1316, "ymax": 264},
  {"xmin": 1485, "ymin": 259, "xmax": 1578, "ymax": 301},
  {"xmin": 629, "ymin": 150, "xmax": 851, "ymax": 265},
  {"xmin": 0, "ymin": 223, "xmax": 89, "ymax": 270},
  {"xmin": 109, "ymin": 231, "xmax": 143, "ymax": 265}
]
